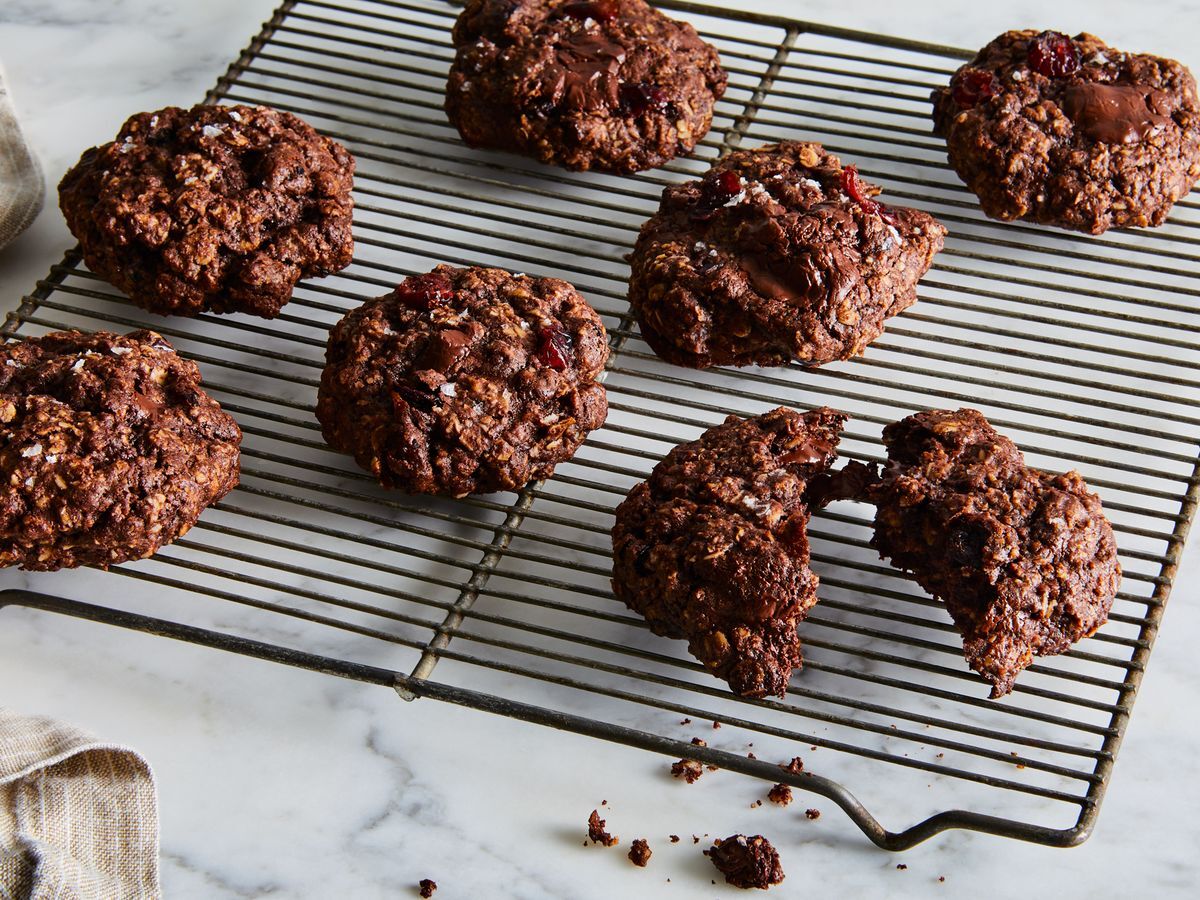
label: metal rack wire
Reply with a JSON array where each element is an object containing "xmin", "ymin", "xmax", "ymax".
[{"xmin": 3, "ymin": 0, "xmax": 1198, "ymax": 850}]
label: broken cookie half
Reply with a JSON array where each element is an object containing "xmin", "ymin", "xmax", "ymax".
[
  {"xmin": 862, "ymin": 408, "xmax": 1122, "ymax": 697},
  {"xmin": 610, "ymin": 406, "xmax": 845, "ymax": 697}
]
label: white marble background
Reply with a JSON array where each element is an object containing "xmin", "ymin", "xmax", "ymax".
[{"xmin": 2, "ymin": 1, "xmax": 1199, "ymax": 897}]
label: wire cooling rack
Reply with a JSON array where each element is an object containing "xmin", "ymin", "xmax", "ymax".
[{"xmin": 3, "ymin": 0, "xmax": 1199, "ymax": 851}]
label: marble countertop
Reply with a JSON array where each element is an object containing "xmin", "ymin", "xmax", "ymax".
[{"xmin": 2, "ymin": 1, "xmax": 1199, "ymax": 897}]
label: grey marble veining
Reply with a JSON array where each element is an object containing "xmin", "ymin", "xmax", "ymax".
[{"xmin": 1, "ymin": 1, "xmax": 1199, "ymax": 897}]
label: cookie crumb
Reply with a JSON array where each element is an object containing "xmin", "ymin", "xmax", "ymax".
[
  {"xmin": 628, "ymin": 839, "xmax": 652, "ymax": 867},
  {"xmin": 805, "ymin": 808, "xmax": 820, "ymax": 820},
  {"xmin": 747, "ymin": 752, "xmax": 757, "ymax": 760},
  {"xmin": 780, "ymin": 756, "xmax": 804, "ymax": 775},
  {"xmin": 418, "ymin": 879, "xmax": 437, "ymax": 898},
  {"xmin": 767, "ymin": 784, "xmax": 792, "ymax": 806},
  {"xmin": 939, "ymin": 876, "xmax": 946, "ymax": 883},
  {"xmin": 897, "ymin": 864, "xmax": 908, "ymax": 871},
  {"xmin": 691, "ymin": 737, "xmax": 707, "ymax": 747},
  {"xmin": 587, "ymin": 809, "xmax": 618, "ymax": 847},
  {"xmin": 669, "ymin": 835, "xmax": 681, "ymax": 843},
  {"xmin": 751, "ymin": 800, "xmax": 763, "ymax": 808},
  {"xmin": 705, "ymin": 834, "xmax": 785, "ymax": 890},
  {"xmin": 671, "ymin": 759, "xmax": 704, "ymax": 783},
  {"xmin": 712, "ymin": 720, "xmax": 722, "ymax": 729},
  {"xmin": 681, "ymin": 718, "xmax": 692, "ymax": 725}
]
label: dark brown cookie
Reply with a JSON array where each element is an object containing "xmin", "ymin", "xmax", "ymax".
[
  {"xmin": 317, "ymin": 265, "xmax": 609, "ymax": 497},
  {"xmin": 445, "ymin": 0, "xmax": 727, "ymax": 173},
  {"xmin": 627, "ymin": 141, "xmax": 946, "ymax": 369},
  {"xmin": 611, "ymin": 407, "xmax": 846, "ymax": 697},
  {"xmin": 864, "ymin": 408, "xmax": 1122, "ymax": 697},
  {"xmin": 0, "ymin": 330, "xmax": 241, "ymax": 571},
  {"xmin": 58, "ymin": 104, "xmax": 355, "ymax": 317},
  {"xmin": 705, "ymin": 834, "xmax": 785, "ymax": 890},
  {"xmin": 932, "ymin": 30, "xmax": 1200, "ymax": 233}
]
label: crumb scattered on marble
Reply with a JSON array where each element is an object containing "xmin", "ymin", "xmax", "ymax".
[
  {"xmin": 671, "ymin": 758, "xmax": 704, "ymax": 783},
  {"xmin": 629, "ymin": 839, "xmax": 652, "ymax": 867},
  {"xmin": 768, "ymin": 784, "xmax": 792, "ymax": 806},
  {"xmin": 588, "ymin": 809, "xmax": 618, "ymax": 847},
  {"xmin": 418, "ymin": 879, "xmax": 437, "ymax": 898},
  {"xmin": 805, "ymin": 808, "xmax": 820, "ymax": 820}
]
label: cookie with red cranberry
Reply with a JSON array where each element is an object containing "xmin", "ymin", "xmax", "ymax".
[
  {"xmin": 317, "ymin": 266, "xmax": 609, "ymax": 496},
  {"xmin": 611, "ymin": 406, "xmax": 846, "ymax": 697},
  {"xmin": 626, "ymin": 141, "xmax": 946, "ymax": 369},
  {"xmin": 445, "ymin": 0, "xmax": 727, "ymax": 173},
  {"xmin": 58, "ymin": 104, "xmax": 355, "ymax": 317},
  {"xmin": 933, "ymin": 30, "xmax": 1200, "ymax": 233},
  {"xmin": 0, "ymin": 330, "xmax": 242, "ymax": 571}
]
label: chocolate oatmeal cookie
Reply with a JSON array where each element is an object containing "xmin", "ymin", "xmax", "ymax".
[
  {"xmin": 611, "ymin": 407, "xmax": 845, "ymax": 697},
  {"xmin": 705, "ymin": 834, "xmax": 785, "ymax": 890},
  {"xmin": 317, "ymin": 265, "xmax": 608, "ymax": 496},
  {"xmin": 445, "ymin": 0, "xmax": 727, "ymax": 173},
  {"xmin": 58, "ymin": 104, "xmax": 355, "ymax": 317},
  {"xmin": 932, "ymin": 30, "xmax": 1200, "ymax": 233},
  {"xmin": 627, "ymin": 141, "xmax": 946, "ymax": 369},
  {"xmin": 864, "ymin": 409, "xmax": 1121, "ymax": 697},
  {"xmin": 0, "ymin": 330, "xmax": 241, "ymax": 570}
]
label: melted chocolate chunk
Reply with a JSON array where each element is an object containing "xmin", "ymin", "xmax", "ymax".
[
  {"xmin": 1060, "ymin": 82, "xmax": 1173, "ymax": 144},
  {"xmin": 547, "ymin": 33, "xmax": 626, "ymax": 110}
]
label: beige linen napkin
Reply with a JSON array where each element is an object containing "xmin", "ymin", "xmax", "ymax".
[
  {"xmin": 0, "ymin": 59, "xmax": 44, "ymax": 252},
  {"xmin": 0, "ymin": 709, "xmax": 161, "ymax": 899}
]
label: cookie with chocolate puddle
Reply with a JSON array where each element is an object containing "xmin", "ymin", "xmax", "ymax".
[
  {"xmin": 444, "ymin": 0, "xmax": 726, "ymax": 173},
  {"xmin": 933, "ymin": 30, "xmax": 1200, "ymax": 233},
  {"xmin": 626, "ymin": 141, "xmax": 946, "ymax": 369}
]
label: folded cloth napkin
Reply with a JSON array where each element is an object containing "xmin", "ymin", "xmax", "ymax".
[
  {"xmin": 0, "ymin": 59, "xmax": 44, "ymax": 253},
  {"xmin": 0, "ymin": 709, "xmax": 161, "ymax": 899}
]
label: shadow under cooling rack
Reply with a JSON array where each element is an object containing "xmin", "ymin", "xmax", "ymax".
[{"xmin": 3, "ymin": 0, "xmax": 1200, "ymax": 851}]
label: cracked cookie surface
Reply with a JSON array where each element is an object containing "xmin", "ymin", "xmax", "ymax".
[
  {"xmin": 317, "ymin": 265, "xmax": 609, "ymax": 496},
  {"xmin": 627, "ymin": 141, "xmax": 946, "ymax": 369},
  {"xmin": 445, "ymin": 0, "xmax": 727, "ymax": 172},
  {"xmin": 865, "ymin": 408, "xmax": 1121, "ymax": 697},
  {"xmin": 611, "ymin": 407, "xmax": 845, "ymax": 697},
  {"xmin": 0, "ymin": 330, "xmax": 242, "ymax": 570},
  {"xmin": 59, "ymin": 103, "xmax": 355, "ymax": 317},
  {"xmin": 932, "ymin": 30, "xmax": 1200, "ymax": 233}
]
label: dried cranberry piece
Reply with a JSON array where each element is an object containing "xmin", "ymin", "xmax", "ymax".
[
  {"xmin": 536, "ymin": 324, "xmax": 572, "ymax": 370},
  {"xmin": 561, "ymin": 0, "xmax": 619, "ymax": 21},
  {"xmin": 1027, "ymin": 31, "xmax": 1080, "ymax": 77},
  {"xmin": 951, "ymin": 67, "xmax": 997, "ymax": 108},
  {"xmin": 691, "ymin": 169, "xmax": 744, "ymax": 219},
  {"xmin": 393, "ymin": 273, "xmax": 454, "ymax": 310},
  {"xmin": 620, "ymin": 82, "xmax": 672, "ymax": 116},
  {"xmin": 839, "ymin": 165, "xmax": 897, "ymax": 224}
]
